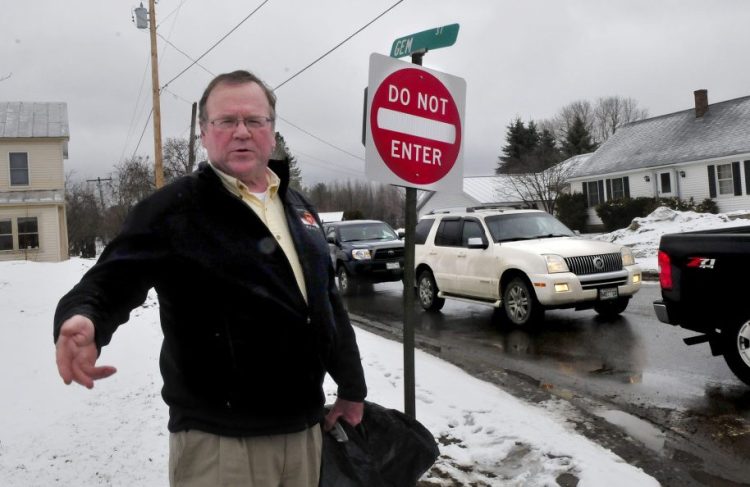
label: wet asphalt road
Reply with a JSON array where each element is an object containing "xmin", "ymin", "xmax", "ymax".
[{"xmin": 342, "ymin": 281, "xmax": 750, "ymax": 486}]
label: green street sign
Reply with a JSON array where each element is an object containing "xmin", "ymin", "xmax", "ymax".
[{"xmin": 390, "ymin": 23, "xmax": 460, "ymax": 58}]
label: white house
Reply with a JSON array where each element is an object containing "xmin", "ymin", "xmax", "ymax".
[
  {"xmin": 0, "ymin": 102, "xmax": 69, "ymax": 262},
  {"xmin": 567, "ymin": 90, "xmax": 750, "ymax": 227},
  {"xmin": 416, "ymin": 153, "xmax": 593, "ymax": 218}
]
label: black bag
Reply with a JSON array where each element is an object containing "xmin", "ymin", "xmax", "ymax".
[{"xmin": 320, "ymin": 401, "xmax": 439, "ymax": 487}]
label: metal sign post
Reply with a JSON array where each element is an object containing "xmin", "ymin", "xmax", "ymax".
[{"xmin": 364, "ymin": 26, "xmax": 463, "ymax": 419}]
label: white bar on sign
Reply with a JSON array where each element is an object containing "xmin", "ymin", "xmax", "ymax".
[{"xmin": 376, "ymin": 108, "xmax": 455, "ymax": 144}]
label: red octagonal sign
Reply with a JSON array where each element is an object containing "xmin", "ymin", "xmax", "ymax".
[{"xmin": 369, "ymin": 65, "xmax": 462, "ymax": 185}]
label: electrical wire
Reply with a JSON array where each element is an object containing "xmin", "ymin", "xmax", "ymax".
[
  {"xmin": 160, "ymin": 0, "xmax": 270, "ymax": 91},
  {"xmin": 132, "ymin": 109, "xmax": 154, "ymax": 159},
  {"xmin": 273, "ymin": 0, "xmax": 404, "ymax": 91},
  {"xmin": 277, "ymin": 116, "xmax": 364, "ymax": 162},
  {"xmin": 157, "ymin": 33, "xmax": 215, "ymax": 77}
]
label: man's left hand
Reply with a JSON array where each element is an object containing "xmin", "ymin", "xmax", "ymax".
[{"xmin": 323, "ymin": 398, "xmax": 364, "ymax": 431}]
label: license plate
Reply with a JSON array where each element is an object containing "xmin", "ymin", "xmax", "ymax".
[
  {"xmin": 599, "ymin": 287, "xmax": 618, "ymax": 300},
  {"xmin": 386, "ymin": 262, "xmax": 400, "ymax": 270}
]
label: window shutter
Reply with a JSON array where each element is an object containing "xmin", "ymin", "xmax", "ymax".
[
  {"xmin": 605, "ymin": 179, "xmax": 612, "ymax": 201},
  {"xmin": 732, "ymin": 161, "xmax": 742, "ymax": 195},
  {"xmin": 582, "ymin": 182, "xmax": 588, "ymax": 208},
  {"xmin": 745, "ymin": 161, "xmax": 750, "ymax": 195},
  {"xmin": 597, "ymin": 180, "xmax": 605, "ymax": 205},
  {"xmin": 707, "ymin": 165, "xmax": 716, "ymax": 198},
  {"xmin": 624, "ymin": 176, "xmax": 630, "ymax": 198}
]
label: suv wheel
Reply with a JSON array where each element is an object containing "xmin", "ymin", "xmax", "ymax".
[
  {"xmin": 503, "ymin": 277, "xmax": 543, "ymax": 326},
  {"xmin": 722, "ymin": 318, "xmax": 750, "ymax": 386},
  {"xmin": 337, "ymin": 267, "xmax": 356, "ymax": 296},
  {"xmin": 594, "ymin": 297, "xmax": 630, "ymax": 319},
  {"xmin": 418, "ymin": 270, "xmax": 445, "ymax": 311}
]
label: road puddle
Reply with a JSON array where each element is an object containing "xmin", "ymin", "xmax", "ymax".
[{"xmin": 594, "ymin": 409, "xmax": 666, "ymax": 454}]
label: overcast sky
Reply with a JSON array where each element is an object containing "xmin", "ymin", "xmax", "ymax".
[{"xmin": 3, "ymin": 0, "xmax": 750, "ymax": 186}]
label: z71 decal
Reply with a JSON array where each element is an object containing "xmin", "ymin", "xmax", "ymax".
[{"xmin": 686, "ymin": 257, "xmax": 716, "ymax": 269}]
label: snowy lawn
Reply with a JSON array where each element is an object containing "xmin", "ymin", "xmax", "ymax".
[{"xmin": 0, "ymin": 257, "xmax": 660, "ymax": 486}]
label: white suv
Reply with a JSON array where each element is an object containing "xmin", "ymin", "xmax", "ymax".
[{"xmin": 414, "ymin": 208, "xmax": 642, "ymax": 325}]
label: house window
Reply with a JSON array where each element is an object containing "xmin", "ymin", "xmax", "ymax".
[
  {"xmin": 9, "ymin": 152, "xmax": 30, "ymax": 186},
  {"xmin": 17, "ymin": 217, "xmax": 39, "ymax": 249},
  {"xmin": 613, "ymin": 177, "xmax": 633, "ymax": 200},
  {"xmin": 585, "ymin": 181, "xmax": 602, "ymax": 207},
  {"xmin": 0, "ymin": 220, "xmax": 12, "ymax": 251},
  {"xmin": 660, "ymin": 172, "xmax": 672, "ymax": 194},
  {"xmin": 717, "ymin": 163, "xmax": 734, "ymax": 195}
]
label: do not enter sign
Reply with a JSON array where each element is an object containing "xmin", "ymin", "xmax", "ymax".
[{"xmin": 366, "ymin": 53, "xmax": 466, "ymax": 191}]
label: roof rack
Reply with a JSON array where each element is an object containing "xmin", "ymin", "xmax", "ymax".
[
  {"xmin": 467, "ymin": 205, "xmax": 521, "ymax": 212},
  {"xmin": 427, "ymin": 205, "xmax": 522, "ymax": 215}
]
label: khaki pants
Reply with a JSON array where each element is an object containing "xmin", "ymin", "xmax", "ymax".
[{"xmin": 169, "ymin": 426, "xmax": 322, "ymax": 487}]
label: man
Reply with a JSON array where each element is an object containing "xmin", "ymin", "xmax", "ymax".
[{"xmin": 54, "ymin": 70, "xmax": 367, "ymax": 486}]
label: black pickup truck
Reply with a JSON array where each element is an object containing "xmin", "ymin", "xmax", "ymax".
[{"xmin": 653, "ymin": 226, "xmax": 750, "ymax": 385}]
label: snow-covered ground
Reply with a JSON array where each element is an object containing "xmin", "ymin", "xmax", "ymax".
[
  {"xmin": 2, "ymin": 207, "xmax": 748, "ymax": 486},
  {"xmin": 592, "ymin": 206, "xmax": 750, "ymax": 273}
]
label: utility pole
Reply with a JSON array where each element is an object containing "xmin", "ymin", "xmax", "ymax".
[
  {"xmin": 188, "ymin": 102, "xmax": 197, "ymax": 170},
  {"xmin": 86, "ymin": 177, "xmax": 113, "ymax": 209},
  {"xmin": 134, "ymin": 1, "xmax": 164, "ymax": 188}
]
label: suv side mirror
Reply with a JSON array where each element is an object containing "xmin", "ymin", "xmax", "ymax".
[
  {"xmin": 467, "ymin": 237, "xmax": 488, "ymax": 249},
  {"xmin": 326, "ymin": 235, "xmax": 336, "ymax": 244},
  {"xmin": 397, "ymin": 229, "xmax": 405, "ymax": 239}
]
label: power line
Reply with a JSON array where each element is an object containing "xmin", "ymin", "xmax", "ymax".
[
  {"xmin": 157, "ymin": 33, "xmax": 215, "ymax": 77},
  {"xmin": 160, "ymin": 0, "xmax": 271, "ymax": 91},
  {"xmin": 277, "ymin": 116, "xmax": 364, "ymax": 162},
  {"xmin": 157, "ymin": 0, "xmax": 189, "ymax": 28},
  {"xmin": 273, "ymin": 0, "xmax": 404, "ymax": 91},
  {"xmin": 292, "ymin": 148, "xmax": 364, "ymax": 179},
  {"xmin": 121, "ymin": 53, "xmax": 152, "ymax": 163},
  {"xmin": 132, "ymin": 109, "xmax": 154, "ymax": 160}
]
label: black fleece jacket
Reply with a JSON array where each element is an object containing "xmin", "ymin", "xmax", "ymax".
[{"xmin": 54, "ymin": 161, "xmax": 367, "ymax": 437}]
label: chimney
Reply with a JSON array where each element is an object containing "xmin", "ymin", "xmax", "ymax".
[{"xmin": 694, "ymin": 89, "xmax": 708, "ymax": 118}]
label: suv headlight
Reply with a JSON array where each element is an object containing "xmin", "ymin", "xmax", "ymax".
[
  {"xmin": 621, "ymin": 247, "xmax": 635, "ymax": 266},
  {"xmin": 544, "ymin": 254, "xmax": 569, "ymax": 273},
  {"xmin": 351, "ymin": 249, "xmax": 372, "ymax": 260}
]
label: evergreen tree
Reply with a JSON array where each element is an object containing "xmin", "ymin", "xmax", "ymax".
[
  {"xmin": 273, "ymin": 132, "xmax": 303, "ymax": 190},
  {"xmin": 561, "ymin": 115, "xmax": 597, "ymax": 158},
  {"xmin": 497, "ymin": 118, "xmax": 540, "ymax": 174},
  {"xmin": 536, "ymin": 128, "xmax": 562, "ymax": 170},
  {"xmin": 497, "ymin": 119, "xmax": 562, "ymax": 174}
]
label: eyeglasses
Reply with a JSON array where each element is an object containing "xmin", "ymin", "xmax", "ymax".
[{"xmin": 208, "ymin": 116, "xmax": 274, "ymax": 132}]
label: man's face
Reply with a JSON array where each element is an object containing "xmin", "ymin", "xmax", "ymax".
[{"xmin": 200, "ymin": 81, "xmax": 276, "ymax": 185}]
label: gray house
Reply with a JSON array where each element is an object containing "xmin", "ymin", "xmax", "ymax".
[{"xmin": 567, "ymin": 90, "xmax": 750, "ymax": 227}]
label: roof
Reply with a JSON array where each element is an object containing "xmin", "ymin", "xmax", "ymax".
[
  {"xmin": 0, "ymin": 189, "xmax": 64, "ymax": 204},
  {"xmin": 318, "ymin": 211, "xmax": 344, "ymax": 223},
  {"xmin": 0, "ymin": 102, "xmax": 69, "ymax": 139},
  {"xmin": 570, "ymin": 95, "xmax": 750, "ymax": 179},
  {"xmin": 553, "ymin": 153, "xmax": 592, "ymax": 176}
]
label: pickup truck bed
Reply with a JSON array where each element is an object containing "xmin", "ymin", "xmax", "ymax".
[{"xmin": 653, "ymin": 225, "xmax": 750, "ymax": 385}]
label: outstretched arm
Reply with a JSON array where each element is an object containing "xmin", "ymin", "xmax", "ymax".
[{"xmin": 55, "ymin": 315, "xmax": 117, "ymax": 389}]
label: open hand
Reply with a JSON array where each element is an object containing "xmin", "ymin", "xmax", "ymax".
[{"xmin": 56, "ymin": 315, "xmax": 117, "ymax": 389}]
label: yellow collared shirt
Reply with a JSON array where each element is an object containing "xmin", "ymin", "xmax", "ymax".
[{"xmin": 209, "ymin": 162, "xmax": 308, "ymax": 303}]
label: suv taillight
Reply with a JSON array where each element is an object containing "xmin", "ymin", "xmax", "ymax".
[{"xmin": 658, "ymin": 250, "xmax": 672, "ymax": 290}]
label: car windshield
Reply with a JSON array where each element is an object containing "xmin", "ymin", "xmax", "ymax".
[
  {"xmin": 484, "ymin": 213, "xmax": 575, "ymax": 242},
  {"xmin": 338, "ymin": 223, "xmax": 398, "ymax": 242}
]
